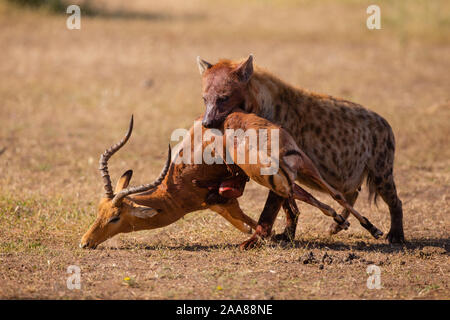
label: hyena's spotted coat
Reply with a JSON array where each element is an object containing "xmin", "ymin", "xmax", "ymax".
[{"xmin": 197, "ymin": 55, "xmax": 404, "ymax": 244}]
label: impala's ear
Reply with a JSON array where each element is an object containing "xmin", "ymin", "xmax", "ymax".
[
  {"xmin": 197, "ymin": 56, "xmax": 212, "ymax": 75},
  {"xmin": 234, "ymin": 54, "xmax": 254, "ymax": 83},
  {"xmin": 114, "ymin": 170, "xmax": 133, "ymax": 194},
  {"xmin": 131, "ymin": 207, "xmax": 159, "ymax": 219}
]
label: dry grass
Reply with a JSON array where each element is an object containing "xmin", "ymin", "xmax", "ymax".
[{"xmin": 0, "ymin": 0, "xmax": 449, "ymax": 299}]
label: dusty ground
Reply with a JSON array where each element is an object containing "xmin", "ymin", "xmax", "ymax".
[{"xmin": 0, "ymin": 0, "xmax": 449, "ymax": 299}]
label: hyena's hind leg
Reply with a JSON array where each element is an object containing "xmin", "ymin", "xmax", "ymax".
[
  {"xmin": 382, "ymin": 180, "xmax": 404, "ymax": 244},
  {"xmin": 370, "ymin": 173, "xmax": 404, "ymax": 244},
  {"xmin": 328, "ymin": 191, "xmax": 359, "ymax": 235},
  {"xmin": 368, "ymin": 129, "xmax": 405, "ymax": 244}
]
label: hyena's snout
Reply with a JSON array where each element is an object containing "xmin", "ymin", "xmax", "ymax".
[
  {"xmin": 202, "ymin": 111, "xmax": 222, "ymax": 128},
  {"xmin": 202, "ymin": 105, "xmax": 228, "ymax": 128}
]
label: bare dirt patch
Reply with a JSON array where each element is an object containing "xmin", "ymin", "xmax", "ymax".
[{"xmin": 0, "ymin": 0, "xmax": 449, "ymax": 299}]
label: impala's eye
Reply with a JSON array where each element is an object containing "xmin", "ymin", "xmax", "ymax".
[{"xmin": 108, "ymin": 216, "xmax": 120, "ymax": 224}]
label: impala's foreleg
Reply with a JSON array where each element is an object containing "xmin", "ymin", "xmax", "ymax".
[
  {"xmin": 209, "ymin": 199, "xmax": 257, "ymax": 234},
  {"xmin": 329, "ymin": 190, "xmax": 359, "ymax": 235}
]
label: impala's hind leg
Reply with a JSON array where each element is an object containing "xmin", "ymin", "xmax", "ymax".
[
  {"xmin": 328, "ymin": 191, "xmax": 359, "ymax": 235},
  {"xmin": 292, "ymin": 184, "xmax": 350, "ymax": 230},
  {"xmin": 297, "ymin": 153, "xmax": 383, "ymax": 239},
  {"xmin": 273, "ymin": 198, "xmax": 300, "ymax": 242}
]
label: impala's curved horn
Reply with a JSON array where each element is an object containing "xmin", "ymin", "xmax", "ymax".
[
  {"xmin": 99, "ymin": 116, "xmax": 134, "ymax": 199},
  {"xmin": 111, "ymin": 144, "xmax": 171, "ymax": 207}
]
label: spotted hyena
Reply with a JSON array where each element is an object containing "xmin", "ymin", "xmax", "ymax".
[{"xmin": 197, "ymin": 55, "xmax": 404, "ymax": 244}]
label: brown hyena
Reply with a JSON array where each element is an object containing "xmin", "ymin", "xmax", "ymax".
[{"xmin": 197, "ymin": 55, "xmax": 404, "ymax": 244}]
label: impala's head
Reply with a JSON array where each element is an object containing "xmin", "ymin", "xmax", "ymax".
[
  {"xmin": 80, "ymin": 116, "xmax": 171, "ymax": 249},
  {"xmin": 197, "ymin": 55, "xmax": 254, "ymax": 128}
]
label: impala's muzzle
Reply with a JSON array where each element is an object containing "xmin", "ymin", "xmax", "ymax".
[{"xmin": 79, "ymin": 240, "xmax": 97, "ymax": 249}]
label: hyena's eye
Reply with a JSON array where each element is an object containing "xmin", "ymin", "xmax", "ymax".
[{"xmin": 217, "ymin": 96, "xmax": 229, "ymax": 104}]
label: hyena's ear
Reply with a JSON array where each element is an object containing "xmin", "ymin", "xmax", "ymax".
[
  {"xmin": 197, "ymin": 56, "xmax": 212, "ymax": 75},
  {"xmin": 234, "ymin": 54, "xmax": 253, "ymax": 83},
  {"xmin": 114, "ymin": 170, "xmax": 133, "ymax": 194}
]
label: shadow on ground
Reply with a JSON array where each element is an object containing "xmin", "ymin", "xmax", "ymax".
[{"xmin": 106, "ymin": 237, "xmax": 450, "ymax": 253}]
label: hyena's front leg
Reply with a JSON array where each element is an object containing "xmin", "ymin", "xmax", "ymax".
[
  {"xmin": 273, "ymin": 197, "xmax": 300, "ymax": 242},
  {"xmin": 240, "ymin": 191, "xmax": 284, "ymax": 250}
]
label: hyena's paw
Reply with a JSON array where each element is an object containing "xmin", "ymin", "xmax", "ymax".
[
  {"xmin": 272, "ymin": 233, "xmax": 291, "ymax": 242},
  {"xmin": 386, "ymin": 229, "xmax": 405, "ymax": 245},
  {"xmin": 272, "ymin": 228, "xmax": 295, "ymax": 242}
]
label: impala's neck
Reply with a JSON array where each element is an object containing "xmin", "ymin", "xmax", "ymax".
[
  {"xmin": 128, "ymin": 183, "xmax": 178, "ymax": 213},
  {"xmin": 121, "ymin": 184, "xmax": 185, "ymax": 231}
]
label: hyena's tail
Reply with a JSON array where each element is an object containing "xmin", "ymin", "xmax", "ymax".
[{"xmin": 366, "ymin": 170, "xmax": 380, "ymax": 206}]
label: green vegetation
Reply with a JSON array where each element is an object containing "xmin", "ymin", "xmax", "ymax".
[{"xmin": 6, "ymin": 0, "xmax": 66, "ymax": 12}]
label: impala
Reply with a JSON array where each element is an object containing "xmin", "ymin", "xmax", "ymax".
[{"xmin": 81, "ymin": 112, "xmax": 377, "ymax": 249}]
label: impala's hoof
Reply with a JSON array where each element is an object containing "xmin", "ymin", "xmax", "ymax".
[
  {"xmin": 339, "ymin": 220, "xmax": 350, "ymax": 230},
  {"xmin": 329, "ymin": 217, "xmax": 350, "ymax": 235},
  {"xmin": 243, "ymin": 224, "xmax": 253, "ymax": 234},
  {"xmin": 360, "ymin": 216, "xmax": 383, "ymax": 240},
  {"xmin": 328, "ymin": 222, "xmax": 343, "ymax": 235},
  {"xmin": 372, "ymin": 229, "xmax": 384, "ymax": 239}
]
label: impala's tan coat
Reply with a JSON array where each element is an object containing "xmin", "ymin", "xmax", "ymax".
[
  {"xmin": 81, "ymin": 112, "xmax": 365, "ymax": 249},
  {"xmin": 80, "ymin": 117, "xmax": 257, "ymax": 249}
]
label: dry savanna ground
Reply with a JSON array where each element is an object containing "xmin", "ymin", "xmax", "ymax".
[{"xmin": 0, "ymin": 0, "xmax": 449, "ymax": 299}]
